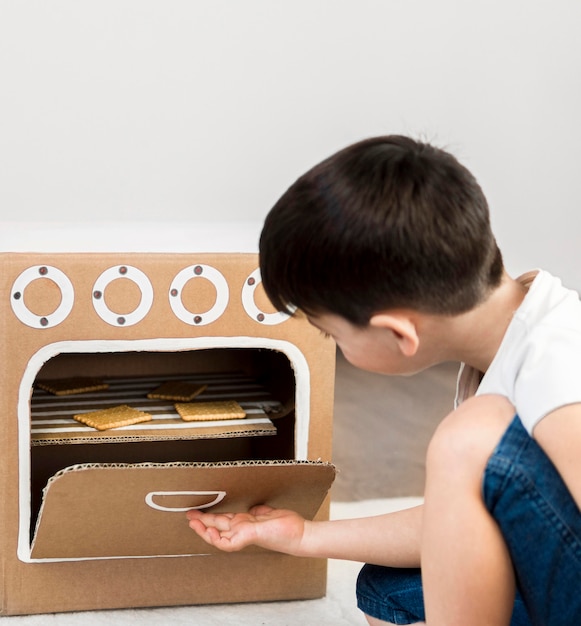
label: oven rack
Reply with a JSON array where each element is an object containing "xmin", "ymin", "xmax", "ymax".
[{"xmin": 30, "ymin": 371, "xmax": 282, "ymax": 445}]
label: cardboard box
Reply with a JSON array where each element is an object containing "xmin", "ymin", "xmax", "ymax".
[{"xmin": 0, "ymin": 223, "xmax": 336, "ymax": 615}]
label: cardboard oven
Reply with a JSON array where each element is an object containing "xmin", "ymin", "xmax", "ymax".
[{"xmin": 0, "ymin": 223, "xmax": 336, "ymax": 616}]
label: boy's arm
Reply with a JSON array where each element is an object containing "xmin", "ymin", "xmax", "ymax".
[
  {"xmin": 187, "ymin": 503, "xmax": 423, "ymax": 567},
  {"xmin": 301, "ymin": 504, "xmax": 422, "ymax": 566},
  {"xmin": 534, "ymin": 403, "xmax": 581, "ymax": 509}
]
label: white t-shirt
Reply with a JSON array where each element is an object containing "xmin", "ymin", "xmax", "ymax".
[{"xmin": 456, "ymin": 270, "xmax": 581, "ymax": 435}]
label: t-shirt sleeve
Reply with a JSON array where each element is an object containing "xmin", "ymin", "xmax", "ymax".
[{"xmin": 514, "ymin": 324, "xmax": 581, "ymax": 434}]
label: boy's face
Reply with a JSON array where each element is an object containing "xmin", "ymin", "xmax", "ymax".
[{"xmin": 307, "ymin": 312, "xmax": 428, "ymax": 376}]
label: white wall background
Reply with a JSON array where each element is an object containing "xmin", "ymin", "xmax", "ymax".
[{"xmin": 1, "ymin": 1, "xmax": 580, "ymax": 288}]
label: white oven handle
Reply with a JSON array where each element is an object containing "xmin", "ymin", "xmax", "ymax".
[{"xmin": 145, "ymin": 490, "xmax": 227, "ymax": 512}]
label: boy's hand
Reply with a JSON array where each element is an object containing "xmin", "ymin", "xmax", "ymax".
[{"xmin": 186, "ymin": 505, "xmax": 306, "ymax": 554}]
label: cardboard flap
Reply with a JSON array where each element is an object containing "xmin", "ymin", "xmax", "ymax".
[{"xmin": 30, "ymin": 460, "xmax": 335, "ymax": 560}]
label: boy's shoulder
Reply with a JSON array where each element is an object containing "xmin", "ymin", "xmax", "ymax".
[
  {"xmin": 514, "ymin": 271, "xmax": 581, "ymax": 346},
  {"xmin": 459, "ymin": 269, "xmax": 581, "ymax": 433}
]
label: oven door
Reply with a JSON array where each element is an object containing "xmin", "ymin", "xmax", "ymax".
[{"xmin": 29, "ymin": 460, "xmax": 335, "ymax": 561}]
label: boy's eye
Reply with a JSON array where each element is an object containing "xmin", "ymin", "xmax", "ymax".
[{"xmin": 319, "ymin": 331, "xmax": 332, "ymax": 339}]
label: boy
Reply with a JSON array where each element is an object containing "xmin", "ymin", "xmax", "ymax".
[{"xmin": 187, "ymin": 136, "xmax": 581, "ymax": 625}]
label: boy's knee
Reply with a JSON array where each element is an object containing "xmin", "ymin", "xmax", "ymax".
[{"xmin": 426, "ymin": 395, "xmax": 515, "ymax": 478}]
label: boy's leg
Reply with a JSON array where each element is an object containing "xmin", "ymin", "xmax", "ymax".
[
  {"xmin": 356, "ymin": 564, "xmax": 528, "ymax": 625},
  {"xmin": 421, "ymin": 395, "xmax": 520, "ymax": 625},
  {"xmin": 357, "ymin": 394, "xmax": 580, "ymax": 624},
  {"xmin": 356, "ymin": 395, "xmax": 532, "ymax": 625},
  {"xmin": 422, "ymin": 393, "xmax": 581, "ymax": 624},
  {"xmin": 483, "ymin": 411, "xmax": 581, "ymax": 625}
]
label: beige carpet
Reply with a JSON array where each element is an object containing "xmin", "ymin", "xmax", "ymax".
[{"xmin": 4, "ymin": 498, "xmax": 422, "ymax": 626}]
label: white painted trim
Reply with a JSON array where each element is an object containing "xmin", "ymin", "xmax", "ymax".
[{"xmin": 18, "ymin": 336, "xmax": 310, "ymax": 563}]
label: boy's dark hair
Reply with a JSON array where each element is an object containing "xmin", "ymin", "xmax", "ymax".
[{"xmin": 259, "ymin": 135, "xmax": 503, "ymax": 326}]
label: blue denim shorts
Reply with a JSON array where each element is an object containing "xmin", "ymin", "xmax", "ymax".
[{"xmin": 356, "ymin": 415, "xmax": 581, "ymax": 625}]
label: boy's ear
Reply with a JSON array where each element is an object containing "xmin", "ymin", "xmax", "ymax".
[{"xmin": 369, "ymin": 313, "xmax": 419, "ymax": 357}]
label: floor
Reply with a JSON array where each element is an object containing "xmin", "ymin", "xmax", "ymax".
[{"xmin": 330, "ymin": 349, "xmax": 459, "ymax": 501}]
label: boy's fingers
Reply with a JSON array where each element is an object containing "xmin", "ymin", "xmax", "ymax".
[
  {"xmin": 188, "ymin": 518, "xmax": 209, "ymax": 537},
  {"xmin": 188, "ymin": 519, "xmax": 226, "ymax": 543},
  {"xmin": 188, "ymin": 520, "xmax": 248, "ymax": 552},
  {"xmin": 186, "ymin": 510, "xmax": 235, "ymax": 531}
]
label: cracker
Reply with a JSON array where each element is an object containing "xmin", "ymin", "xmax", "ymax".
[
  {"xmin": 175, "ymin": 400, "xmax": 246, "ymax": 422},
  {"xmin": 36, "ymin": 376, "xmax": 109, "ymax": 396},
  {"xmin": 147, "ymin": 381, "xmax": 207, "ymax": 402},
  {"xmin": 73, "ymin": 404, "xmax": 152, "ymax": 431}
]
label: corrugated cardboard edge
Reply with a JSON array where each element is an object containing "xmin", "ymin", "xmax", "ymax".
[
  {"xmin": 31, "ymin": 427, "xmax": 277, "ymax": 446},
  {"xmin": 47, "ymin": 457, "xmax": 335, "ymax": 477}
]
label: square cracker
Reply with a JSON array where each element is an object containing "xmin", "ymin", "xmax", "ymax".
[
  {"xmin": 175, "ymin": 400, "xmax": 246, "ymax": 422},
  {"xmin": 36, "ymin": 376, "xmax": 109, "ymax": 396},
  {"xmin": 147, "ymin": 381, "xmax": 207, "ymax": 401},
  {"xmin": 74, "ymin": 405, "xmax": 152, "ymax": 431}
]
